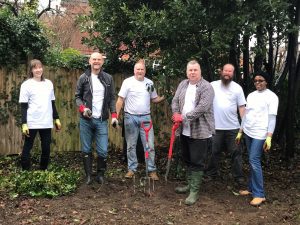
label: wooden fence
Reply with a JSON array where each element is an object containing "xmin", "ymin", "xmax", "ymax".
[{"xmin": 0, "ymin": 67, "xmax": 174, "ymax": 155}]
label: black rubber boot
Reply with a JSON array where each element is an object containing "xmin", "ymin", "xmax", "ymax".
[
  {"xmin": 96, "ymin": 156, "xmax": 107, "ymax": 184},
  {"xmin": 21, "ymin": 157, "xmax": 31, "ymax": 170},
  {"xmin": 83, "ymin": 153, "xmax": 93, "ymax": 185},
  {"xmin": 40, "ymin": 157, "xmax": 49, "ymax": 170}
]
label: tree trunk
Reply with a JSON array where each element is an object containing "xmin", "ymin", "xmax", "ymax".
[{"xmin": 242, "ymin": 34, "xmax": 250, "ymax": 96}]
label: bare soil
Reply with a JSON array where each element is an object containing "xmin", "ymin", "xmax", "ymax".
[{"xmin": 0, "ymin": 149, "xmax": 299, "ymax": 225}]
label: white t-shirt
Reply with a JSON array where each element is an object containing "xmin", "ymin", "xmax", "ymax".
[
  {"xmin": 91, "ymin": 74, "xmax": 104, "ymax": 118},
  {"xmin": 243, "ymin": 89, "xmax": 278, "ymax": 139},
  {"xmin": 211, "ymin": 80, "xmax": 246, "ymax": 129},
  {"xmin": 19, "ymin": 78, "xmax": 55, "ymax": 129},
  {"xmin": 182, "ymin": 83, "xmax": 197, "ymax": 136},
  {"xmin": 118, "ymin": 76, "xmax": 158, "ymax": 115}
]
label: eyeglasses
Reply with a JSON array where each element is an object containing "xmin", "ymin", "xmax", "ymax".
[{"xmin": 253, "ymin": 79, "xmax": 265, "ymax": 83}]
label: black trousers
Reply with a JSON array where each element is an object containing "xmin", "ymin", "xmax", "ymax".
[
  {"xmin": 180, "ymin": 135, "xmax": 211, "ymax": 172},
  {"xmin": 21, "ymin": 129, "xmax": 52, "ymax": 167}
]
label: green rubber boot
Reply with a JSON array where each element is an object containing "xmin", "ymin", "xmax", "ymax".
[
  {"xmin": 175, "ymin": 171, "xmax": 191, "ymax": 194},
  {"xmin": 185, "ymin": 171, "xmax": 203, "ymax": 206}
]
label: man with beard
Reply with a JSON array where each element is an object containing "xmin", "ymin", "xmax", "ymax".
[{"xmin": 205, "ymin": 64, "xmax": 246, "ymax": 188}]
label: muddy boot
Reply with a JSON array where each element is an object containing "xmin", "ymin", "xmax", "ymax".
[
  {"xmin": 21, "ymin": 157, "xmax": 31, "ymax": 170},
  {"xmin": 40, "ymin": 156, "xmax": 49, "ymax": 170},
  {"xmin": 175, "ymin": 171, "xmax": 191, "ymax": 194},
  {"xmin": 96, "ymin": 156, "xmax": 106, "ymax": 184},
  {"xmin": 185, "ymin": 171, "xmax": 203, "ymax": 206},
  {"xmin": 83, "ymin": 153, "xmax": 93, "ymax": 185}
]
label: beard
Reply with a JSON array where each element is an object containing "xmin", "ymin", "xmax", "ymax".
[{"xmin": 221, "ymin": 75, "xmax": 233, "ymax": 85}]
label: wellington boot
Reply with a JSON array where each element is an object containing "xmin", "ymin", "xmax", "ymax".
[
  {"xmin": 40, "ymin": 157, "xmax": 49, "ymax": 170},
  {"xmin": 21, "ymin": 157, "xmax": 31, "ymax": 170},
  {"xmin": 83, "ymin": 153, "xmax": 93, "ymax": 185},
  {"xmin": 175, "ymin": 185, "xmax": 189, "ymax": 194},
  {"xmin": 185, "ymin": 191, "xmax": 199, "ymax": 205},
  {"xmin": 184, "ymin": 170, "xmax": 203, "ymax": 206},
  {"xmin": 96, "ymin": 156, "xmax": 106, "ymax": 184},
  {"xmin": 175, "ymin": 171, "xmax": 191, "ymax": 194}
]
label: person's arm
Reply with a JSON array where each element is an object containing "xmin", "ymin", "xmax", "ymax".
[
  {"xmin": 151, "ymin": 95, "xmax": 165, "ymax": 104},
  {"xmin": 108, "ymin": 75, "xmax": 116, "ymax": 114},
  {"xmin": 116, "ymin": 96, "xmax": 124, "ymax": 117},
  {"xmin": 238, "ymin": 105, "xmax": 246, "ymax": 118},
  {"xmin": 52, "ymin": 100, "xmax": 59, "ymax": 119}
]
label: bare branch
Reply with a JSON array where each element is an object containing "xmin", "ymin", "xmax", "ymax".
[{"xmin": 0, "ymin": 0, "xmax": 18, "ymax": 16}]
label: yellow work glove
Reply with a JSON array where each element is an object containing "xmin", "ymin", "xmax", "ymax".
[
  {"xmin": 235, "ymin": 132, "xmax": 243, "ymax": 145},
  {"xmin": 263, "ymin": 136, "xmax": 272, "ymax": 151},
  {"xmin": 54, "ymin": 119, "xmax": 62, "ymax": 131},
  {"xmin": 21, "ymin": 124, "xmax": 30, "ymax": 137}
]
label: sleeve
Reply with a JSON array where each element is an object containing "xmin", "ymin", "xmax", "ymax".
[
  {"xmin": 268, "ymin": 93, "xmax": 279, "ymax": 115},
  {"xmin": 52, "ymin": 100, "xmax": 59, "ymax": 119},
  {"xmin": 118, "ymin": 79, "xmax": 129, "ymax": 98},
  {"xmin": 75, "ymin": 75, "xmax": 85, "ymax": 107},
  {"xmin": 109, "ymin": 75, "xmax": 116, "ymax": 113},
  {"xmin": 267, "ymin": 114, "xmax": 276, "ymax": 133},
  {"xmin": 237, "ymin": 86, "xmax": 246, "ymax": 106},
  {"xmin": 19, "ymin": 83, "xmax": 29, "ymax": 103},
  {"xmin": 171, "ymin": 81, "xmax": 184, "ymax": 113},
  {"xmin": 20, "ymin": 103, "xmax": 28, "ymax": 124}
]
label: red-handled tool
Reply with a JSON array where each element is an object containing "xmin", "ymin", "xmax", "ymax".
[{"xmin": 165, "ymin": 122, "xmax": 181, "ymax": 181}]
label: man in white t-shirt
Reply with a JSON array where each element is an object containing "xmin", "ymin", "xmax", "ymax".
[
  {"xmin": 206, "ymin": 64, "xmax": 246, "ymax": 188},
  {"xmin": 116, "ymin": 60, "xmax": 164, "ymax": 180}
]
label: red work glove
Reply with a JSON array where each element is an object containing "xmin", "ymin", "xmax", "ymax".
[
  {"xmin": 111, "ymin": 113, "xmax": 118, "ymax": 128},
  {"xmin": 172, "ymin": 113, "xmax": 183, "ymax": 123},
  {"xmin": 79, "ymin": 105, "xmax": 92, "ymax": 118}
]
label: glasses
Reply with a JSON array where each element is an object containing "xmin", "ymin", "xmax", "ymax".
[{"xmin": 253, "ymin": 79, "xmax": 265, "ymax": 83}]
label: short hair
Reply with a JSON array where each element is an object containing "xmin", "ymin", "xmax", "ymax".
[
  {"xmin": 222, "ymin": 63, "xmax": 235, "ymax": 71},
  {"xmin": 28, "ymin": 59, "xmax": 44, "ymax": 81},
  {"xmin": 187, "ymin": 60, "xmax": 201, "ymax": 69}
]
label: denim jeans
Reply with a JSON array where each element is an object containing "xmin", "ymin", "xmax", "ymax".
[
  {"xmin": 79, "ymin": 117, "xmax": 108, "ymax": 158},
  {"xmin": 124, "ymin": 113, "xmax": 156, "ymax": 172},
  {"xmin": 207, "ymin": 129, "xmax": 244, "ymax": 180},
  {"xmin": 244, "ymin": 134, "xmax": 265, "ymax": 198}
]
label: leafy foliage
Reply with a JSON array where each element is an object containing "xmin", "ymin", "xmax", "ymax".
[
  {"xmin": 0, "ymin": 156, "xmax": 81, "ymax": 198},
  {"xmin": 0, "ymin": 10, "xmax": 49, "ymax": 66},
  {"xmin": 44, "ymin": 47, "xmax": 88, "ymax": 69}
]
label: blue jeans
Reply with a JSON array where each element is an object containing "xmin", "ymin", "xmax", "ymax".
[
  {"xmin": 244, "ymin": 134, "xmax": 265, "ymax": 198},
  {"xmin": 79, "ymin": 117, "xmax": 108, "ymax": 158},
  {"xmin": 124, "ymin": 113, "xmax": 156, "ymax": 172}
]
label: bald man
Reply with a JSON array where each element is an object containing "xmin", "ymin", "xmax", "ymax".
[{"xmin": 75, "ymin": 52, "xmax": 117, "ymax": 185}]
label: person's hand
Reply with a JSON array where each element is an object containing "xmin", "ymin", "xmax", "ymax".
[
  {"xmin": 54, "ymin": 119, "xmax": 61, "ymax": 131},
  {"xmin": 235, "ymin": 132, "xmax": 242, "ymax": 145},
  {"xmin": 22, "ymin": 124, "xmax": 30, "ymax": 137},
  {"xmin": 83, "ymin": 108, "xmax": 92, "ymax": 118},
  {"xmin": 172, "ymin": 113, "xmax": 183, "ymax": 123},
  {"xmin": 263, "ymin": 136, "xmax": 272, "ymax": 151},
  {"xmin": 111, "ymin": 113, "xmax": 118, "ymax": 128}
]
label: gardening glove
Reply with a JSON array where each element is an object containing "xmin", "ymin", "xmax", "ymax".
[
  {"xmin": 54, "ymin": 119, "xmax": 61, "ymax": 131},
  {"xmin": 111, "ymin": 113, "xmax": 118, "ymax": 128},
  {"xmin": 172, "ymin": 113, "xmax": 183, "ymax": 123},
  {"xmin": 235, "ymin": 132, "xmax": 243, "ymax": 145},
  {"xmin": 263, "ymin": 136, "xmax": 272, "ymax": 151},
  {"xmin": 22, "ymin": 124, "xmax": 30, "ymax": 137}
]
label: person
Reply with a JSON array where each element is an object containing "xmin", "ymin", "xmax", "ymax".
[
  {"xmin": 19, "ymin": 59, "xmax": 61, "ymax": 170},
  {"xmin": 171, "ymin": 60, "xmax": 215, "ymax": 205},
  {"xmin": 236, "ymin": 71, "xmax": 278, "ymax": 206},
  {"xmin": 75, "ymin": 52, "xmax": 117, "ymax": 185},
  {"xmin": 206, "ymin": 64, "xmax": 246, "ymax": 187},
  {"xmin": 116, "ymin": 59, "xmax": 164, "ymax": 181}
]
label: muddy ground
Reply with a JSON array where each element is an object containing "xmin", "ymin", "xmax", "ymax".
[{"xmin": 0, "ymin": 148, "xmax": 299, "ymax": 225}]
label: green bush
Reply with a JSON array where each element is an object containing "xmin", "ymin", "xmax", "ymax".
[{"xmin": 44, "ymin": 47, "xmax": 88, "ymax": 69}]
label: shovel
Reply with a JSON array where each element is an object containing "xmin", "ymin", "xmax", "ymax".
[{"xmin": 164, "ymin": 122, "xmax": 181, "ymax": 181}]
